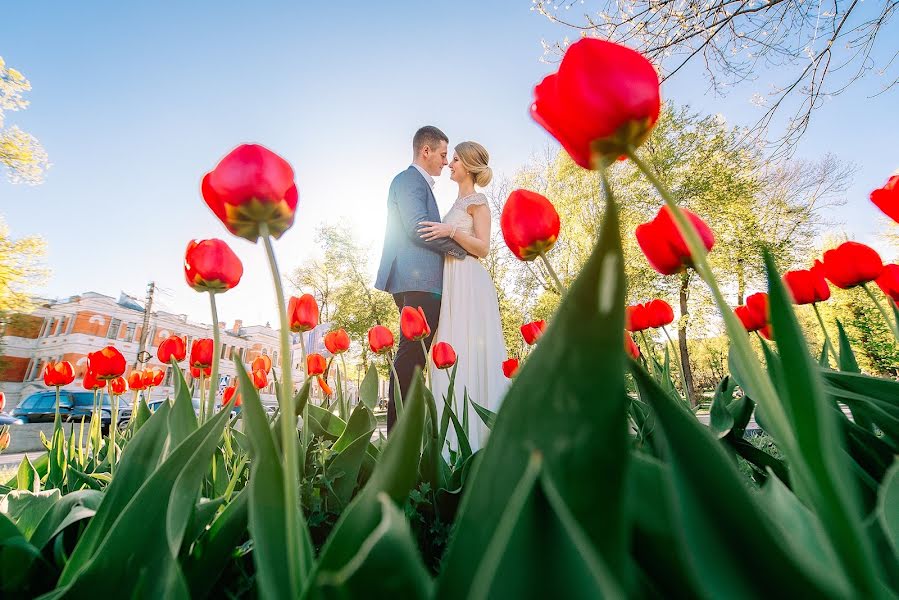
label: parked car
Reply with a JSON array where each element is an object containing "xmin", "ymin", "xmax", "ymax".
[
  {"xmin": 0, "ymin": 414, "xmax": 24, "ymax": 425},
  {"xmin": 12, "ymin": 390, "xmax": 131, "ymax": 430},
  {"xmin": 147, "ymin": 398, "xmax": 241, "ymax": 418}
]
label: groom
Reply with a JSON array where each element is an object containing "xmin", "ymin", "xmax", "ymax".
[{"xmin": 375, "ymin": 126, "xmax": 466, "ymax": 432}]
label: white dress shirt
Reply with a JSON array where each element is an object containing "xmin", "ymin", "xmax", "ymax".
[{"xmin": 411, "ymin": 163, "xmax": 436, "ymax": 188}]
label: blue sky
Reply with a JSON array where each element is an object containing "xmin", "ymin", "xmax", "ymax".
[{"xmin": 2, "ymin": 1, "xmax": 897, "ymax": 327}]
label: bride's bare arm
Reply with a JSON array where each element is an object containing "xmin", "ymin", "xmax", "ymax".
[{"xmin": 418, "ymin": 204, "xmax": 491, "ymax": 258}]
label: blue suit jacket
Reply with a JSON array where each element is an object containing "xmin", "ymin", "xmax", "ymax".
[{"xmin": 375, "ymin": 167, "xmax": 466, "ymax": 295}]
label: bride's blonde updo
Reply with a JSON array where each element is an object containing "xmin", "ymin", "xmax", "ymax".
[{"xmin": 455, "ymin": 141, "xmax": 492, "ymax": 187}]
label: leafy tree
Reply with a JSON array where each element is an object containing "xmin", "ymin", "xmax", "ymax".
[
  {"xmin": 535, "ymin": 0, "xmax": 899, "ymax": 156},
  {"xmin": 1, "ymin": 57, "xmax": 49, "ymax": 184},
  {"xmin": 501, "ymin": 104, "xmax": 849, "ymax": 404},
  {"xmin": 0, "ymin": 216, "xmax": 47, "ymax": 316},
  {"xmin": 286, "ymin": 224, "xmax": 396, "ymax": 372}
]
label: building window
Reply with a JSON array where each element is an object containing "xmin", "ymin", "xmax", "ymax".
[
  {"xmin": 221, "ymin": 343, "xmax": 228, "ymax": 360},
  {"xmin": 43, "ymin": 318, "xmax": 55, "ymax": 338},
  {"xmin": 107, "ymin": 318, "xmax": 122, "ymax": 340},
  {"xmin": 164, "ymin": 367, "xmax": 173, "ymax": 387},
  {"xmin": 124, "ymin": 322, "xmax": 136, "ymax": 343},
  {"xmin": 272, "ymin": 350, "xmax": 279, "ymax": 368},
  {"xmin": 56, "ymin": 317, "xmax": 68, "ymax": 336}
]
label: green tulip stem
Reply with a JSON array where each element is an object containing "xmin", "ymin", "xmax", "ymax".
[
  {"xmin": 110, "ymin": 393, "xmax": 118, "ymax": 478},
  {"xmin": 387, "ymin": 355, "xmax": 404, "ymax": 418},
  {"xmin": 537, "ymin": 251, "xmax": 566, "ymax": 295},
  {"xmin": 261, "ymin": 226, "xmax": 303, "ymax": 592},
  {"xmin": 198, "ymin": 372, "xmax": 206, "ymax": 425},
  {"xmin": 661, "ymin": 326, "xmax": 689, "ymax": 402},
  {"xmin": 340, "ymin": 353, "xmax": 349, "ymax": 414},
  {"xmin": 420, "ymin": 339, "xmax": 431, "ymax": 390},
  {"xmin": 625, "ymin": 146, "xmax": 794, "ymax": 450},
  {"xmin": 862, "ymin": 283, "xmax": 899, "ymax": 342},
  {"xmin": 208, "ymin": 292, "xmax": 222, "ymax": 422},
  {"xmin": 812, "ymin": 303, "xmax": 839, "ymax": 364}
]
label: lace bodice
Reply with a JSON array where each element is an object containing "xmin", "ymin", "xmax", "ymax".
[{"xmin": 443, "ymin": 193, "xmax": 488, "ymax": 236}]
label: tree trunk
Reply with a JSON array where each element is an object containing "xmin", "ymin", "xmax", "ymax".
[
  {"xmin": 736, "ymin": 258, "xmax": 746, "ymax": 306},
  {"xmin": 678, "ymin": 273, "xmax": 697, "ymax": 407}
]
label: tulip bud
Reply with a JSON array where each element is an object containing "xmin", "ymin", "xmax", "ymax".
[
  {"xmin": 109, "ymin": 376, "xmax": 127, "ymax": 396},
  {"xmin": 318, "ymin": 376, "xmax": 333, "ymax": 397},
  {"xmin": 821, "ymin": 241, "xmax": 883, "ymax": 289},
  {"xmin": 625, "ymin": 333, "xmax": 640, "ymax": 360},
  {"xmin": 876, "ymin": 264, "xmax": 899, "ymax": 302},
  {"xmin": 43, "ymin": 361, "xmax": 76, "ymax": 387},
  {"xmin": 368, "ymin": 325, "xmax": 394, "ymax": 354},
  {"xmin": 646, "ymin": 299, "xmax": 675, "ymax": 328},
  {"xmin": 324, "ymin": 329, "xmax": 351, "ymax": 355},
  {"xmin": 252, "ymin": 368, "xmax": 268, "ymax": 390},
  {"xmin": 252, "ymin": 354, "xmax": 272, "ymax": 374},
  {"xmin": 306, "ymin": 353, "xmax": 327, "ymax": 377},
  {"xmin": 87, "ymin": 346, "xmax": 127, "ymax": 380},
  {"xmin": 432, "ymin": 342, "xmax": 457, "ymax": 370},
  {"xmin": 190, "ymin": 339, "xmax": 214, "ymax": 369},
  {"xmin": 142, "ymin": 367, "xmax": 164, "ymax": 388},
  {"xmin": 636, "ymin": 206, "xmax": 715, "ymax": 275},
  {"xmin": 201, "ymin": 144, "xmax": 299, "ymax": 242},
  {"xmin": 184, "ymin": 239, "xmax": 243, "ymax": 293},
  {"xmin": 520, "ymin": 320, "xmax": 547, "ymax": 345},
  {"xmin": 157, "ymin": 335, "xmax": 187, "ymax": 364},
  {"xmin": 191, "ymin": 365, "xmax": 212, "ymax": 378},
  {"xmin": 531, "ymin": 38, "xmax": 661, "ymax": 168},
  {"xmin": 783, "ymin": 265, "xmax": 831, "ymax": 305},
  {"xmin": 0, "ymin": 391, "xmax": 6, "ymax": 413},
  {"xmin": 288, "ymin": 294, "xmax": 319, "ymax": 332},
  {"xmin": 500, "ymin": 190, "xmax": 560, "ymax": 261},
  {"xmin": 734, "ymin": 292, "xmax": 772, "ymax": 340},
  {"xmin": 127, "ymin": 370, "xmax": 146, "ymax": 391},
  {"xmin": 82, "ymin": 370, "xmax": 106, "ymax": 391},
  {"xmin": 223, "ymin": 384, "xmax": 241, "ymax": 407},
  {"xmin": 502, "ymin": 358, "xmax": 520, "ymax": 378},
  {"xmin": 870, "ymin": 175, "xmax": 899, "ymax": 225},
  {"xmin": 400, "ymin": 306, "xmax": 431, "ymax": 341}
]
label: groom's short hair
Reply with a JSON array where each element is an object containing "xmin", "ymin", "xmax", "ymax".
[{"xmin": 413, "ymin": 126, "xmax": 448, "ymax": 156}]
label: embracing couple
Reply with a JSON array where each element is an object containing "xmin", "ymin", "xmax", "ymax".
[{"xmin": 375, "ymin": 126, "xmax": 508, "ymax": 452}]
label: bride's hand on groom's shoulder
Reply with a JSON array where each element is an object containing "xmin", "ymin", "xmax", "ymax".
[{"xmin": 418, "ymin": 220, "xmax": 453, "ymax": 241}]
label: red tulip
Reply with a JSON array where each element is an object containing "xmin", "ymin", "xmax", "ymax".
[
  {"xmin": 870, "ymin": 175, "xmax": 899, "ymax": 224},
  {"xmin": 646, "ymin": 299, "xmax": 675, "ymax": 328},
  {"xmin": 252, "ymin": 354, "xmax": 272, "ymax": 374},
  {"xmin": 0, "ymin": 391, "xmax": 6, "ymax": 412},
  {"xmin": 142, "ymin": 367, "xmax": 164, "ymax": 388},
  {"xmin": 432, "ymin": 342, "xmax": 457, "ymax": 370},
  {"xmin": 190, "ymin": 339, "xmax": 214, "ymax": 369},
  {"xmin": 87, "ymin": 346, "xmax": 127, "ymax": 380},
  {"xmin": 324, "ymin": 329, "xmax": 351, "ymax": 355},
  {"xmin": 500, "ymin": 190, "xmax": 561, "ymax": 261},
  {"xmin": 201, "ymin": 143, "xmax": 299, "ymax": 241},
  {"xmin": 876, "ymin": 264, "xmax": 899, "ymax": 302},
  {"xmin": 43, "ymin": 361, "xmax": 75, "ymax": 387},
  {"xmin": 157, "ymin": 335, "xmax": 187, "ymax": 363},
  {"xmin": 223, "ymin": 384, "xmax": 241, "ymax": 407},
  {"xmin": 502, "ymin": 358, "xmax": 520, "ymax": 378},
  {"xmin": 735, "ymin": 292, "xmax": 772, "ymax": 339},
  {"xmin": 625, "ymin": 305, "xmax": 650, "ymax": 333},
  {"xmin": 191, "ymin": 365, "xmax": 212, "ymax": 378},
  {"xmin": 783, "ymin": 263, "xmax": 831, "ymax": 305},
  {"xmin": 625, "ymin": 333, "xmax": 640, "ymax": 360},
  {"xmin": 531, "ymin": 38, "xmax": 661, "ymax": 169},
  {"xmin": 82, "ymin": 370, "xmax": 106, "ymax": 391},
  {"xmin": 368, "ymin": 325, "xmax": 394, "ymax": 354},
  {"xmin": 184, "ymin": 239, "xmax": 244, "ymax": 293},
  {"xmin": 520, "ymin": 320, "xmax": 547, "ymax": 345},
  {"xmin": 636, "ymin": 206, "xmax": 715, "ymax": 275},
  {"xmin": 400, "ymin": 306, "xmax": 431, "ymax": 341},
  {"xmin": 318, "ymin": 376, "xmax": 333, "ymax": 397},
  {"xmin": 288, "ymin": 294, "xmax": 319, "ymax": 332},
  {"xmin": 127, "ymin": 370, "xmax": 146, "ymax": 391},
  {"xmin": 306, "ymin": 353, "xmax": 327, "ymax": 377},
  {"xmin": 821, "ymin": 241, "xmax": 883, "ymax": 289},
  {"xmin": 252, "ymin": 368, "xmax": 267, "ymax": 390},
  {"xmin": 109, "ymin": 376, "xmax": 127, "ymax": 396}
]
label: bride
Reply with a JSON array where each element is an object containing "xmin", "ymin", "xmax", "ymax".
[{"xmin": 418, "ymin": 141, "xmax": 508, "ymax": 454}]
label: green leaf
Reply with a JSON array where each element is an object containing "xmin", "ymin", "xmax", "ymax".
[
  {"xmin": 0, "ymin": 512, "xmax": 47, "ymax": 595},
  {"xmin": 236, "ymin": 358, "xmax": 312, "ymax": 599},
  {"xmin": 708, "ymin": 375, "xmax": 735, "ymax": 438},
  {"xmin": 441, "ymin": 386, "xmax": 472, "ymax": 459},
  {"xmin": 835, "ymin": 320, "xmax": 860, "ymax": 373},
  {"xmin": 16, "ymin": 455, "xmax": 39, "ymax": 493},
  {"xmin": 764, "ymin": 251, "xmax": 882, "ymax": 594},
  {"xmin": 168, "ymin": 361, "xmax": 198, "ymax": 447},
  {"xmin": 469, "ymin": 400, "xmax": 496, "ymax": 431},
  {"xmin": 359, "ymin": 363, "xmax": 379, "ymax": 410},
  {"xmin": 309, "ymin": 370, "xmax": 427, "ymax": 593},
  {"xmin": 316, "ymin": 493, "xmax": 433, "ymax": 599},
  {"xmin": 332, "ymin": 402, "xmax": 376, "ymax": 454},
  {"xmin": 29, "ymin": 489, "xmax": 103, "ymax": 549},
  {"xmin": 878, "ymin": 460, "xmax": 899, "ymax": 554},
  {"xmin": 50, "ymin": 398, "xmax": 234, "ymax": 598},
  {"xmin": 183, "ymin": 488, "xmax": 249, "ymax": 599},
  {"xmin": 0, "ymin": 489, "xmax": 61, "ymax": 540},
  {"xmin": 57, "ymin": 399, "xmax": 172, "ymax": 585},
  {"xmin": 329, "ymin": 433, "xmax": 372, "ymax": 507},
  {"xmin": 438, "ymin": 197, "xmax": 630, "ymax": 597},
  {"xmin": 630, "ymin": 363, "xmax": 847, "ymax": 598},
  {"xmin": 132, "ymin": 396, "xmax": 152, "ymax": 432}
]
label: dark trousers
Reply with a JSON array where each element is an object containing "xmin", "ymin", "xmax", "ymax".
[{"xmin": 387, "ymin": 291, "xmax": 441, "ymax": 433}]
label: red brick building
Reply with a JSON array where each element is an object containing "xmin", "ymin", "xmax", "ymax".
[{"xmin": 0, "ymin": 291, "xmax": 329, "ymax": 407}]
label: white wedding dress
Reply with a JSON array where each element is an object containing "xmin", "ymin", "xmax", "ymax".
[{"xmin": 431, "ymin": 192, "xmax": 509, "ymax": 455}]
